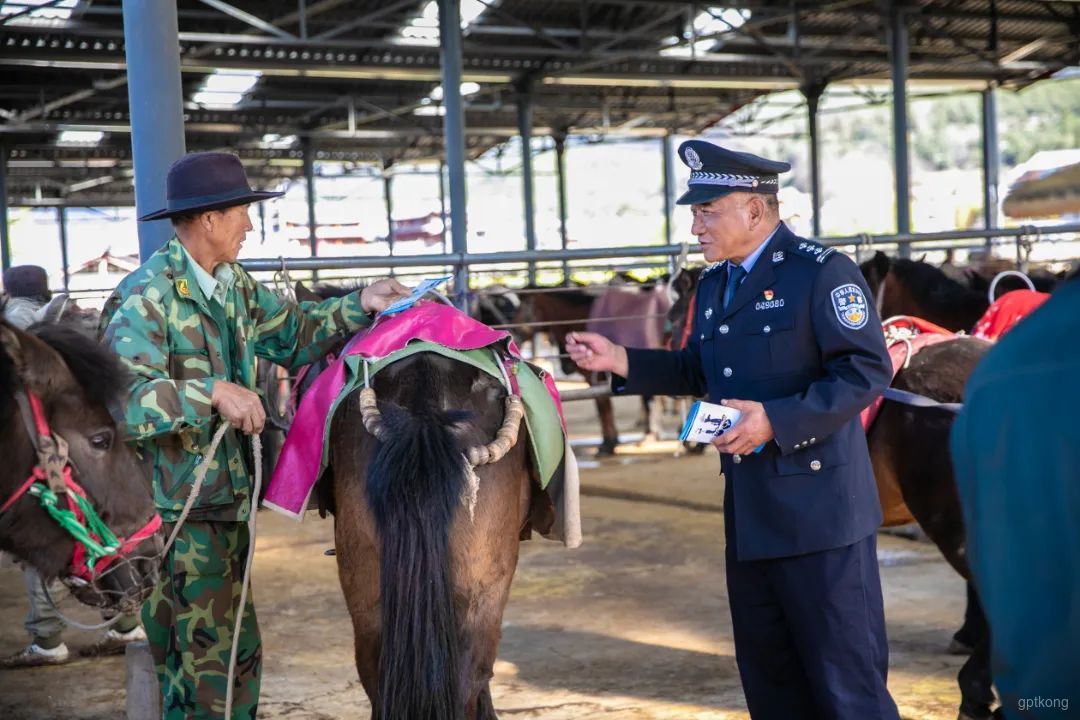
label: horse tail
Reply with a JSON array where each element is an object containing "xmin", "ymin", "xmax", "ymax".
[{"xmin": 365, "ymin": 399, "xmax": 467, "ymax": 720}]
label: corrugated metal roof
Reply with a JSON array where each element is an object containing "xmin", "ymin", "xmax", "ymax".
[{"xmin": 1, "ymin": 0, "xmax": 1077, "ymax": 205}]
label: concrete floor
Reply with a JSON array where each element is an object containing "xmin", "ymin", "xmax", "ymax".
[{"xmin": 0, "ymin": 396, "xmax": 968, "ymax": 719}]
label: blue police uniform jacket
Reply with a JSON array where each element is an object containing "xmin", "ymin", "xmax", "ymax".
[{"xmin": 616, "ymin": 223, "xmax": 891, "ymax": 561}]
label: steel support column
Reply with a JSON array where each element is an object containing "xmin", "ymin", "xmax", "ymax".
[
  {"xmin": 662, "ymin": 132, "xmax": 675, "ymax": 259},
  {"xmin": 888, "ymin": 1, "xmax": 912, "ymax": 257},
  {"xmin": 383, "ymin": 160, "xmax": 395, "ymax": 260},
  {"xmin": 302, "ymin": 137, "xmax": 318, "ymax": 280},
  {"xmin": 57, "ymin": 207, "xmax": 70, "ymax": 291},
  {"xmin": 555, "ymin": 133, "xmax": 570, "ymax": 285},
  {"xmin": 0, "ymin": 146, "xmax": 9, "ymax": 271},
  {"xmin": 439, "ymin": 0, "xmax": 469, "ymax": 308},
  {"xmin": 122, "ymin": 0, "xmax": 186, "ymax": 261},
  {"xmin": 803, "ymin": 85, "xmax": 824, "ymax": 238},
  {"xmin": 981, "ymin": 85, "xmax": 1000, "ymax": 252},
  {"xmin": 257, "ymin": 200, "xmax": 267, "ymax": 245},
  {"xmin": 517, "ymin": 78, "xmax": 538, "ymax": 285},
  {"xmin": 438, "ymin": 159, "xmax": 448, "ymax": 255}
]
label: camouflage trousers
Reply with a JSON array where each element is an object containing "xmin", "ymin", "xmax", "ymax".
[{"xmin": 143, "ymin": 521, "xmax": 262, "ymax": 720}]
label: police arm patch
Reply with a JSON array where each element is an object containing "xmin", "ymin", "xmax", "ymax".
[{"xmin": 831, "ymin": 283, "xmax": 869, "ymax": 329}]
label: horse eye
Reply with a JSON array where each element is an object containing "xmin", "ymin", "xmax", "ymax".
[{"xmin": 89, "ymin": 431, "xmax": 113, "ymax": 451}]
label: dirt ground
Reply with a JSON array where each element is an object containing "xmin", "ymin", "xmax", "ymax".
[{"xmin": 0, "ymin": 395, "xmax": 968, "ymax": 720}]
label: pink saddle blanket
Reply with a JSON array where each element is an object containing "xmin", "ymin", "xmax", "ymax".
[{"xmin": 263, "ymin": 302, "xmax": 565, "ymax": 518}]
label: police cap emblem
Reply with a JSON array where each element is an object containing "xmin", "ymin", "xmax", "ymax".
[
  {"xmin": 684, "ymin": 147, "xmax": 703, "ymax": 170},
  {"xmin": 831, "ymin": 284, "xmax": 869, "ymax": 330}
]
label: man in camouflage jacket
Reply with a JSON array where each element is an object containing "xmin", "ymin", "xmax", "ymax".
[{"xmin": 100, "ymin": 152, "xmax": 407, "ymax": 719}]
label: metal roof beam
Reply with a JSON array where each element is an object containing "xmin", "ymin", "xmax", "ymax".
[{"xmin": 196, "ymin": 0, "xmax": 298, "ymax": 40}]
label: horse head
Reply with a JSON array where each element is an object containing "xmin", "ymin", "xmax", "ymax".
[
  {"xmin": 666, "ymin": 266, "xmax": 701, "ymax": 351},
  {"xmin": 0, "ymin": 313, "xmax": 160, "ymax": 613}
]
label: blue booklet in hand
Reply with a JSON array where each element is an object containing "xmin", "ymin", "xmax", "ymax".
[
  {"xmin": 679, "ymin": 400, "xmax": 765, "ymax": 453},
  {"xmin": 377, "ymin": 275, "xmax": 452, "ymax": 317}
]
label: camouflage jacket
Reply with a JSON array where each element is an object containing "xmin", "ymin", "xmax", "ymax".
[{"xmin": 101, "ymin": 238, "xmax": 370, "ymax": 522}]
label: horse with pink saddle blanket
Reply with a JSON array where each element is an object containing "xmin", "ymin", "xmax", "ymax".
[{"xmin": 264, "ymin": 301, "xmax": 579, "ymax": 718}]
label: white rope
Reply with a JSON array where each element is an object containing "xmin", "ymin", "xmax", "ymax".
[{"xmin": 225, "ymin": 431, "xmax": 261, "ymax": 720}]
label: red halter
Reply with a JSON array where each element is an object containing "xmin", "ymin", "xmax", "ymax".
[{"xmin": 0, "ymin": 390, "xmax": 162, "ymax": 582}]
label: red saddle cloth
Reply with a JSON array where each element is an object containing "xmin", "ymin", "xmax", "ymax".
[
  {"xmin": 972, "ymin": 289, "xmax": 1050, "ymax": 341},
  {"xmin": 860, "ymin": 316, "xmax": 954, "ymax": 432}
]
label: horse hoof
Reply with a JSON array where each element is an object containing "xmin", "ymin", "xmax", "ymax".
[{"xmin": 596, "ymin": 443, "xmax": 617, "ymax": 457}]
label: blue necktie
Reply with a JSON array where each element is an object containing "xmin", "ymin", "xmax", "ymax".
[{"xmin": 723, "ymin": 265, "xmax": 747, "ymax": 310}]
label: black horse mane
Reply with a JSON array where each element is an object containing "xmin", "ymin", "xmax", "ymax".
[
  {"xmin": 312, "ymin": 281, "xmax": 366, "ymax": 299},
  {"xmin": 27, "ymin": 322, "xmax": 129, "ymax": 409},
  {"xmin": 889, "ymin": 257, "xmax": 983, "ymax": 308}
]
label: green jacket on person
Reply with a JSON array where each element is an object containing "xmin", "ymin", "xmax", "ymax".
[{"xmin": 100, "ymin": 237, "xmax": 371, "ymax": 522}]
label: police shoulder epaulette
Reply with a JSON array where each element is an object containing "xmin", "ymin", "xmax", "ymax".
[
  {"xmin": 699, "ymin": 262, "xmax": 725, "ymax": 279},
  {"xmin": 790, "ymin": 239, "xmax": 837, "ymax": 265}
]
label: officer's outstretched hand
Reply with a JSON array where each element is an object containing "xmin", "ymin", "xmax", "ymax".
[
  {"xmin": 212, "ymin": 381, "xmax": 266, "ymax": 435},
  {"xmin": 566, "ymin": 331, "xmax": 629, "ymax": 377},
  {"xmin": 360, "ymin": 278, "xmax": 412, "ymax": 314},
  {"xmin": 713, "ymin": 399, "xmax": 775, "ymax": 456}
]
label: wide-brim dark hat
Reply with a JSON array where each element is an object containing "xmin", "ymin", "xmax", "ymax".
[
  {"xmin": 139, "ymin": 151, "xmax": 284, "ymax": 221},
  {"xmin": 675, "ymin": 139, "xmax": 790, "ymax": 205}
]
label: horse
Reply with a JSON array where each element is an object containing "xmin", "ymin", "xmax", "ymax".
[
  {"xmin": 860, "ymin": 251, "xmax": 989, "ymax": 331},
  {"xmin": 513, "ymin": 286, "xmax": 663, "ymax": 455},
  {"xmin": 0, "ymin": 305, "xmax": 160, "ymax": 612},
  {"xmin": 860, "ymin": 251, "xmax": 1062, "ymax": 332},
  {"xmin": 324, "ymin": 350, "xmax": 539, "ymax": 720},
  {"xmin": 864, "ymin": 335, "xmax": 997, "ymax": 720}
]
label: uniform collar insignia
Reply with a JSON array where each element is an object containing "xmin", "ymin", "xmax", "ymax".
[
  {"xmin": 704, "ymin": 307, "xmax": 713, "ymax": 319},
  {"xmin": 772, "ymin": 250, "xmax": 784, "ymax": 263},
  {"xmin": 176, "ymin": 278, "xmax": 191, "ymax": 297}
]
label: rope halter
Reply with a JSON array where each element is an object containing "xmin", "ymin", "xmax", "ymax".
[{"xmin": 0, "ymin": 389, "xmax": 162, "ymax": 584}]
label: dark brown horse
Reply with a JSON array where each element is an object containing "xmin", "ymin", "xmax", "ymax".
[
  {"xmin": 326, "ymin": 351, "xmax": 541, "ymax": 719},
  {"xmin": 514, "ymin": 287, "xmax": 662, "ymax": 455},
  {"xmin": 860, "ymin": 251, "xmax": 1062, "ymax": 332},
  {"xmin": 865, "ymin": 336, "xmax": 997, "ymax": 720},
  {"xmin": 0, "ymin": 312, "xmax": 160, "ymax": 612},
  {"xmin": 860, "ymin": 251, "xmax": 989, "ymax": 331}
]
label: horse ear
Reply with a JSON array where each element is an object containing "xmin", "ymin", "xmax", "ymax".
[
  {"xmin": 294, "ymin": 282, "xmax": 321, "ymax": 304},
  {"xmin": 872, "ymin": 251, "xmax": 890, "ymax": 278},
  {"xmin": 34, "ymin": 294, "xmax": 69, "ymax": 325},
  {"xmin": 0, "ymin": 324, "xmax": 22, "ymax": 370},
  {"xmin": 0, "ymin": 323, "xmax": 66, "ymax": 396}
]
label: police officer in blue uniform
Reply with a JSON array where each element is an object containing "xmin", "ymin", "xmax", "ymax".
[{"xmin": 568, "ymin": 140, "xmax": 899, "ymax": 720}]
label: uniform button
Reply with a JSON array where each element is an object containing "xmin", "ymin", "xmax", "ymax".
[
  {"xmin": 810, "ymin": 460, "xmax": 822, "ymax": 471},
  {"xmin": 723, "ymin": 367, "xmax": 732, "ymax": 377},
  {"xmin": 700, "ymin": 333, "xmax": 705, "ymax": 341},
  {"xmin": 719, "ymin": 324, "xmax": 729, "ymax": 334},
  {"xmin": 810, "ymin": 437, "xmax": 817, "ymax": 444},
  {"xmin": 763, "ymin": 325, "xmax": 771, "ymax": 334},
  {"xmin": 733, "ymin": 454, "xmax": 742, "ymax": 464}
]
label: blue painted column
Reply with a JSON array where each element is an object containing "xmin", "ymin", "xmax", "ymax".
[
  {"xmin": 888, "ymin": 0, "xmax": 912, "ymax": 258},
  {"xmin": 122, "ymin": 0, "xmax": 186, "ymax": 261},
  {"xmin": 439, "ymin": 0, "xmax": 469, "ymax": 309},
  {"xmin": 0, "ymin": 145, "xmax": 9, "ymax": 271}
]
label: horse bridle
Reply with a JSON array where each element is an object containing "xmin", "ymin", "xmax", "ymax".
[{"xmin": 0, "ymin": 388, "xmax": 162, "ymax": 584}]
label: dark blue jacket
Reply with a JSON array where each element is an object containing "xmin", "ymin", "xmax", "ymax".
[
  {"xmin": 616, "ymin": 223, "xmax": 891, "ymax": 560},
  {"xmin": 951, "ymin": 279, "xmax": 1080, "ymax": 717}
]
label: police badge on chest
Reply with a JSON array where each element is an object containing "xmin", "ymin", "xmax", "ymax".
[{"xmin": 755, "ymin": 288, "xmax": 784, "ymax": 311}]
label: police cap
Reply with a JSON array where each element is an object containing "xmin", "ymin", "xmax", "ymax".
[{"xmin": 676, "ymin": 140, "xmax": 791, "ymax": 205}]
